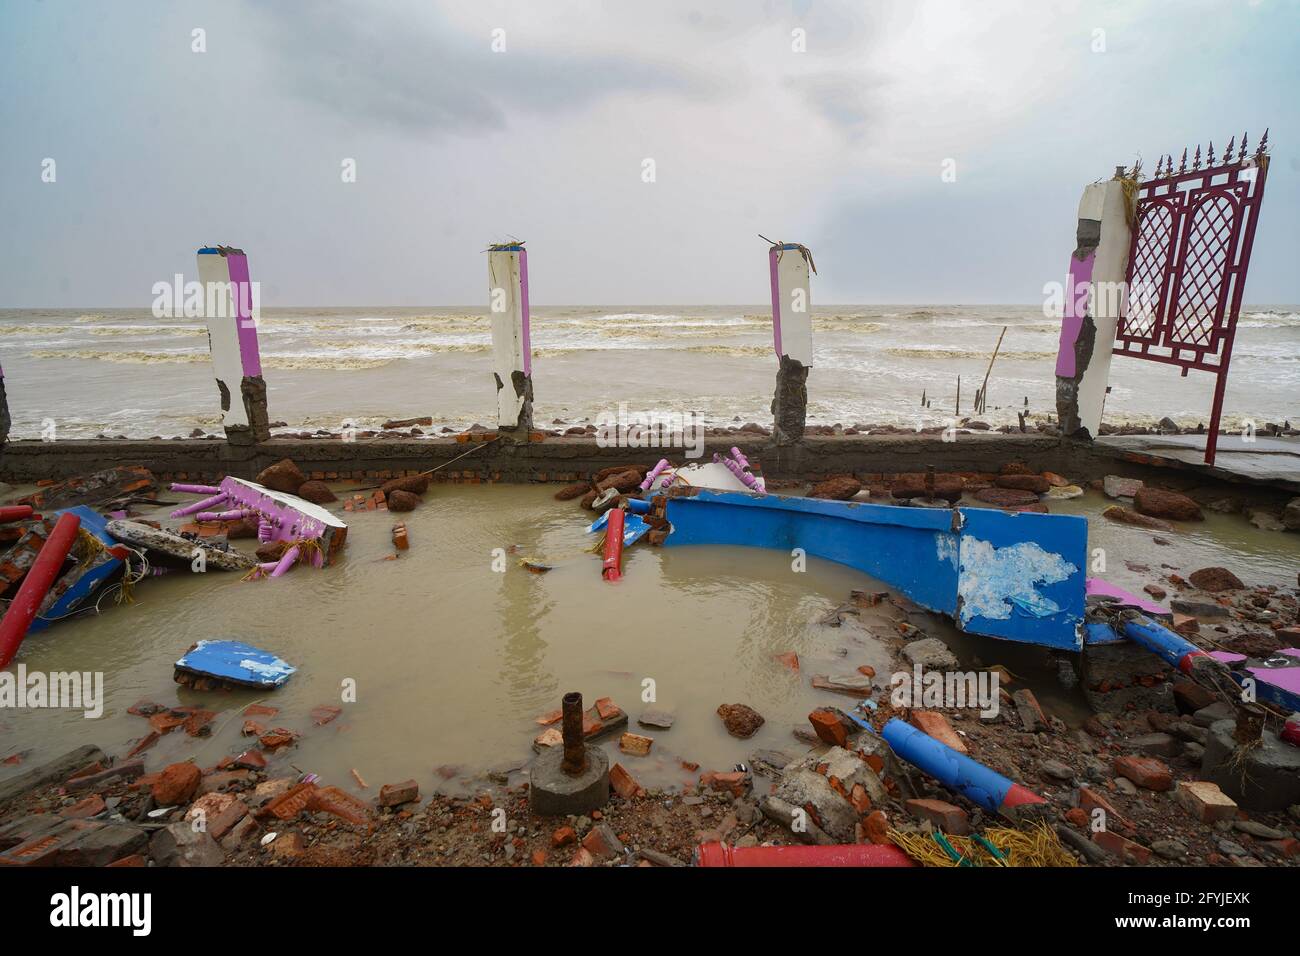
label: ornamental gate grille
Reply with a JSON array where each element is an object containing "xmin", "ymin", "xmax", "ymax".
[{"xmin": 1114, "ymin": 131, "xmax": 1270, "ymax": 465}]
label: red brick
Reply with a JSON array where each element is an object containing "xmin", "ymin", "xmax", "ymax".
[
  {"xmin": 1112, "ymin": 755, "xmax": 1173, "ymax": 791},
  {"xmin": 551, "ymin": 826, "xmax": 577, "ymax": 847},
  {"xmin": 378, "ymin": 779, "xmax": 419, "ymax": 807},
  {"xmin": 910, "ymin": 711, "xmax": 967, "ymax": 753},
  {"xmin": 609, "ymin": 763, "xmax": 643, "ymax": 799},
  {"xmin": 1093, "ymin": 829, "xmax": 1151, "ymax": 864},
  {"xmin": 849, "ymin": 784, "xmax": 872, "ymax": 815},
  {"xmin": 905, "ymin": 798, "xmax": 970, "ymax": 835},
  {"xmin": 1174, "ymin": 780, "xmax": 1237, "ymax": 823},
  {"xmin": 774, "ymin": 651, "xmax": 799, "ymax": 671},
  {"xmin": 809, "ymin": 708, "xmax": 849, "ymax": 748},
  {"xmin": 699, "ymin": 771, "xmax": 747, "ymax": 797},
  {"xmin": 152, "ymin": 762, "xmax": 201, "ymax": 805},
  {"xmin": 531, "ymin": 849, "xmax": 548, "ymax": 866},
  {"xmin": 594, "ymin": 697, "xmax": 622, "ymax": 720},
  {"xmin": 863, "ymin": 810, "xmax": 891, "ymax": 844},
  {"xmin": 60, "ymin": 795, "xmax": 105, "ymax": 819},
  {"xmin": 1079, "ymin": 787, "xmax": 1134, "ymax": 830},
  {"xmin": 619, "ymin": 733, "xmax": 653, "ymax": 756}
]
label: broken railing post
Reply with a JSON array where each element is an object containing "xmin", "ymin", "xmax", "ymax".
[
  {"xmin": 487, "ymin": 242, "xmax": 534, "ymax": 442},
  {"xmin": 768, "ymin": 241, "xmax": 815, "ymax": 445},
  {"xmin": 196, "ymin": 246, "xmax": 270, "ymax": 446},
  {"xmin": 1054, "ymin": 171, "xmax": 1134, "ymax": 439},
  {"xmin": 529, "ymin": 690, "xmax": 609, "ymax": 816},
  {"xmin": 560, "ymin": 690, "xmax": 587, "ymax": 775}
]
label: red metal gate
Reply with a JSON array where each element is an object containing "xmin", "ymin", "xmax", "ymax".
[{"xmin": 1114, "ymin": 131, "xmax": 1270, "ymax": 465}]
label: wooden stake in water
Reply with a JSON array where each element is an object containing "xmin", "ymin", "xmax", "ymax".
[
  {"xmin": 955, "ymin": 376, "xmax": 961, "ymax": 416},
  {"xmin": 976, "ymin": 326, "xmax": 1008, "ymax": 415}
]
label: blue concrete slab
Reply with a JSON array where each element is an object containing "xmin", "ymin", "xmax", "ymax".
[
  {"xmin": 175, "ymin": 640, "xmax": 296, "ymax": 688},
  {"xmin": 661, "ymin": 491, "xmax": 1088, "ymax": 650}
]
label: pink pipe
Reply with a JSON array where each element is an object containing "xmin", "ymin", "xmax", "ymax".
[
  {"xmin": 258, "ymin": 519, "xmax": 274, "ymax": 541},
  {"xmin": 640, "ymin": 458, "xmax": 672, "ymax": 491},
  {"xmin": 270, "ymin": 544, "xmax": 300, "ymax": 578},
  {"xmin": 170, "ymin": 492, "xmax": 228, "ymax": 518},
  {"xmin": 195, "ymin": 509, "xmax": 252, "ymax": 522},
  {"xmin": 714, "ymin": 451, "xmax": 763, "ymax": 493},
  {"xmin": 171, "ymin": 483, "xmax": 221, "ymax": 495}
]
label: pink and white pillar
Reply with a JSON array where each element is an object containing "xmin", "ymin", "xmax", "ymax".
[
  {"xmin": 1054, "ymin": 175, "xmax": 1134, "ymax": 439},
  {"xmin": 487, "ymin": 243, "xmax": 534, "ymax": 438},
  {"xmin": 196, "ymin": 245, "xmax": 269, "ymax": 445}
]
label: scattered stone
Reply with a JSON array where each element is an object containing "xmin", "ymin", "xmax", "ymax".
[
  {"xmin": 1102, "ymin": 475, "xmax": 1143, "ymax": 499},
  {"xmin": 637, "ymin": 709, "xmax": 674, "ymax": 730},
  {"xmin": 1102, "ymin": 506, "xmax": 1173, "ymax": 531},
  {"xmin": 808, "ymin": 476, "xmax": 862, "ymax": 500},
  {"xmin": 716, "ymin": 703, "xmax": 765, "ymax": 738},
  {"xmin": 1013, "ymin": 689, "xmax": 1048, "ymax": 733},
  {"xmin": 386, "ymin": 490, "xmax": 420, "ymax": 512},
  {"xmin": 1134, "ymin": 487, "xmax": 1203, "ymax": 521},
  {"xmin": 253, "ymin": 458, "xmax": 305, "ymax": 495},
  {"xmin": 994, "ymin": 474, "xmax": 1051, "ymax": 493},
  {"xmin": 150, "ymin": 821, "xmax": 225, "ymax": 867},
  {"xmin": 973, "ymin": 487, "xmax": 1041, "ymax": 508},
  {"xmin": 1040, "ymin": 759, "xmax": 1074, "ymax": 782},
  {"xmin": 295, "ymin": 480, "xmax": 337, "ymax": 504},
  {"xmin": 1188, "ymin": 566, "xmax": 1245, "ymax": 592},
  {"xmin": 902, "ymin": 637, "xmax": 958, "ymax": 670}
]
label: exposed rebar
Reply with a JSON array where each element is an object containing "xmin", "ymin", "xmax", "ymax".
[{"xmin": 561, "ymin": 691, "xmax": 587, "ymax": 776}]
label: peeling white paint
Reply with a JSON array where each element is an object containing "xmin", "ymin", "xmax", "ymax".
[
  {"xmin": 935, "ymin": 532, "xmax": 960, "ymax": 570},
  {"xmin": 958, "ymin": 537, "xmax": 1077, "ymax": 623}
]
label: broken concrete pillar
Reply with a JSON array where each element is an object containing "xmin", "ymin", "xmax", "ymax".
[
  {"xmin": 768, "ymin": 242, "xmax": 814, "ymax": 445},
  {"xmin": 487, "ymin": 243, "xmax": 534, "ymax": 440},
  {"xmin": 196, "ymin": 246, "xmax": 269, "ymax": 446},
  {"xmin": 0, "ymin": 364, "xmax": 10, "ymax": 447},
  {"xmin": 1054, "ymin": 174, "xmax": 1134, "ymax": 439}
]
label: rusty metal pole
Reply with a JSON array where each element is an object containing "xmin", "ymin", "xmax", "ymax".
[{"xmin": 560, "ymin": 691, "xmax": 587, "ymax": 775}]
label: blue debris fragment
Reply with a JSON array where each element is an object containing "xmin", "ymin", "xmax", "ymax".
[
  {"xmin": 175, "ymin": 639, "xmax": 296, "ymax": 689},
  {"xmin": 585, "ymin": 510, "xmax": 652, "ymax": 547}
]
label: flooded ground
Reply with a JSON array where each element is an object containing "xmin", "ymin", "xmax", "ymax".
[{"xmin": 2, "ymin": 483, "xmax": 1299, "ymax": 799}]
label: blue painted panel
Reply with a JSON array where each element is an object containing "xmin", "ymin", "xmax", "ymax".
[
  {"xmin": 175, "ymin": 640, "xmax": 296, "ymax": 688},
  {"xmin": 663, "ymin": 491, "xmax": 961, "ymax": 617},
  {"xmin": 30, "ymin": 506, "xmax": 123, "ymax": 633},
  {"xmin": 661, "ymin": 491, "xmax": 1087, "ymax": 650},
  {"xmin": 955, "ymin": 507, "xmax": 1087, "ymax": 650}
]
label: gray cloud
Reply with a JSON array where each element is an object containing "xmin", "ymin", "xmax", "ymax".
[{"xmin": 248, "ymin": 1, "xmax": 715, "ymax": 138}]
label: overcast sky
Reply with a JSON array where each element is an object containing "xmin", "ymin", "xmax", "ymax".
[{"xmin": 1, "ymin": 0, "xmax": 1296, "ymax": 306}]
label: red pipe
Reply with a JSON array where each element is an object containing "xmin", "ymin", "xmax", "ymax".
[
  {"xmin": 0, "ymin": 506, "xmax": 34, "ymax": 523},
  {"xmin": 602, "ymin": 509, "xmax": 625, "ymax": 582},
  {"xmin": 695, "ymin": 841, "xmax": 915, "ymax": 867},
  {"xmin": 0, "ymin": 512, "xmax": 81, "ymax": 668}
]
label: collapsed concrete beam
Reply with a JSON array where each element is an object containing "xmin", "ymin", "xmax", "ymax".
[
  {"xmin": 768, "ymin": 242, "xmax": 814, "ymax": 445},
  {"xmin": 196, "ymin": 246, "xmax": 270, "ymax": 446},
  {"xmin": 1055, "ymin": 175, "xmax": 1134, "ymax": 439},
  {"xmin": 487, "ymin": 243, "xmax": 534, "ymax": 440}
]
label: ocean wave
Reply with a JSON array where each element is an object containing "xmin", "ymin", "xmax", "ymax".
[
  {"xmin": 0, "ymin": 324, "xmax": 76, "ymax": 335},
  {"xmin": 28, "ymin": 348, "xmax": 209, "ymax": 364},
  {"xmin": 885, "ymin": 347, "xmax": 1057, "ymax": 360},
  {"xmin": 84, "ymin": 324, "xmax": 207, "ymax": 336}
]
